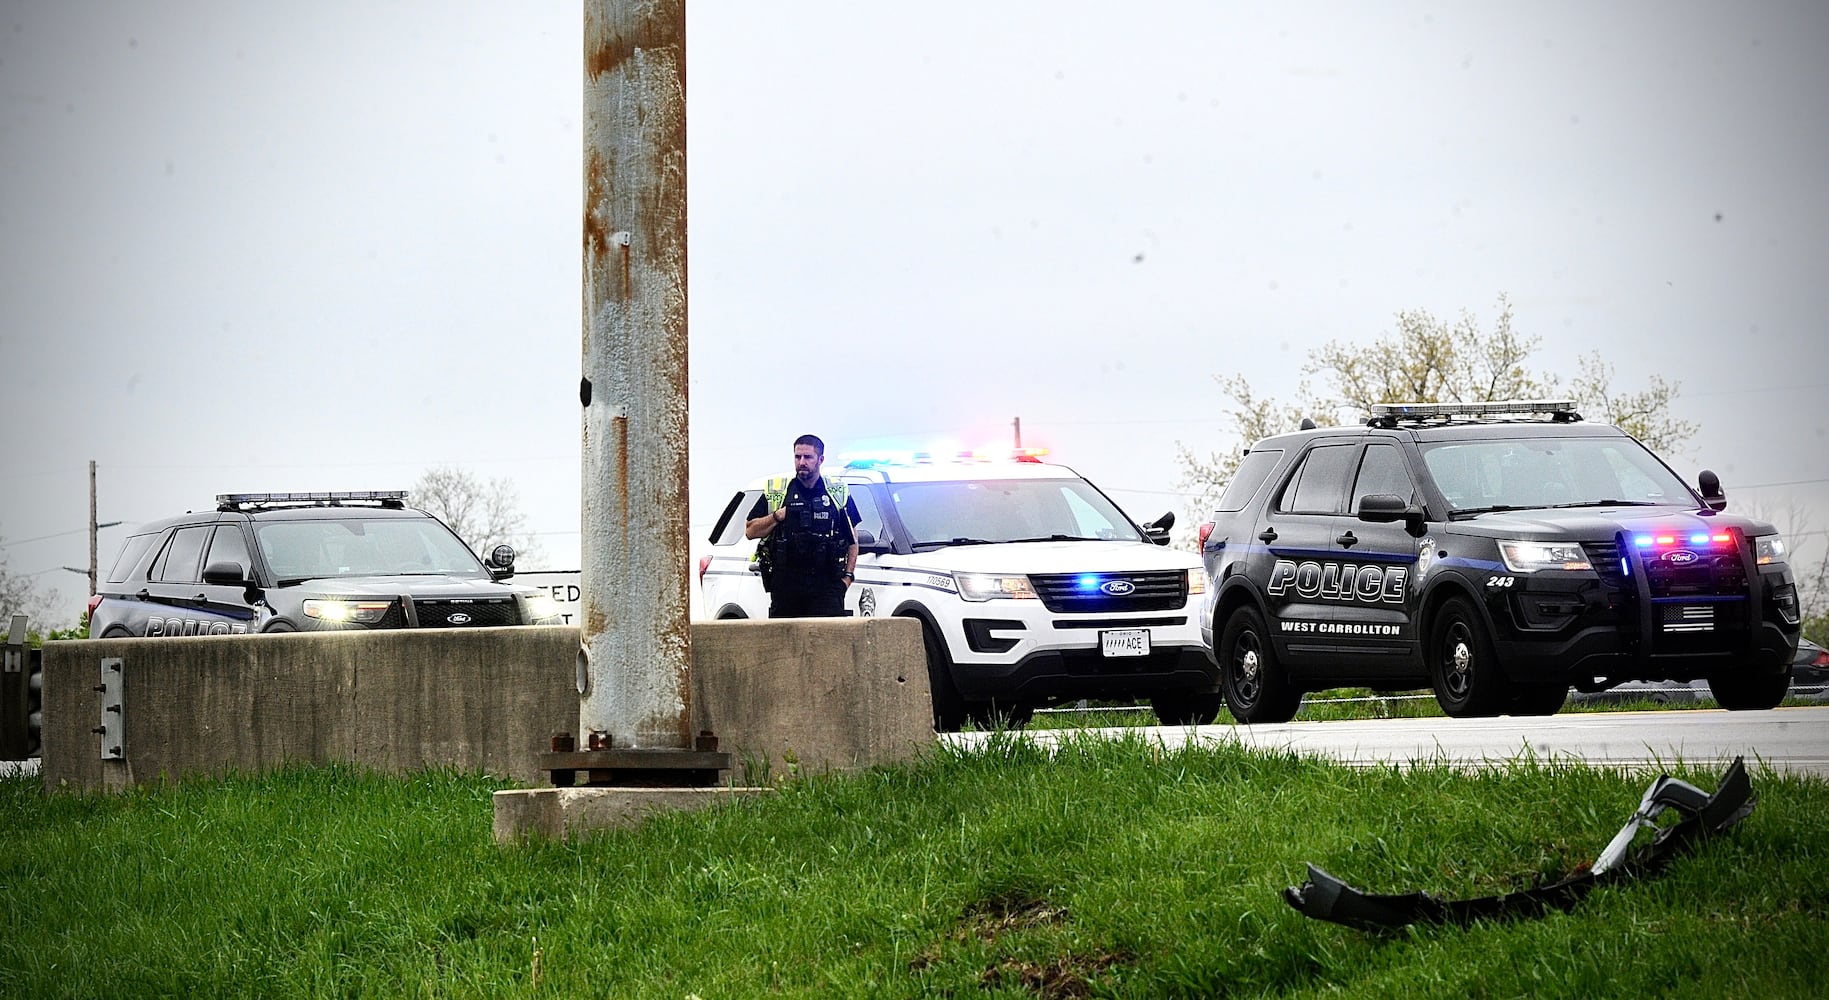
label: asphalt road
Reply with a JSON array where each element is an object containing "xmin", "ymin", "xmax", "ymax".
[{"xmin": 952, "ymin": 706, "xmax": 1829, "ymax": 777}]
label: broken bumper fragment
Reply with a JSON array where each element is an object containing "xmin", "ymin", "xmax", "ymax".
[{"xmin": 1285, "ymin": 757, "xmax": 1756, "ymax": 931}]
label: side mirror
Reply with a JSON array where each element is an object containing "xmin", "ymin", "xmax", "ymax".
[
  {"xmin": 488, "ymin": 544, "xmax": 517, "ymax": 580},
  {"xmin": 1358, "ymin": 494, "xmax": 1426, "ymax": 533},
  {"xmin": 201, "ymin": 561, "xmax": 251, "ymax": 587},
  {"xmin": 1141, "ymin": 511, "xmax": 1175, "ymax": 546},
  {"xmin": 1698, "ymin": 469, "xmax": 1727, "ymax": 512},
  {"xmin": 854, "ymin": 528, "xmax": 876, "ymax": 547}
]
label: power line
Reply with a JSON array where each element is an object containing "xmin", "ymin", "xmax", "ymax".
[
  {"xmin": 0, "ymin": 527, "xmax": 92, "ymax": 549},
  {"xmin": 1730, "ymin": 478, "xmax": 1829, "ymax": 490}
]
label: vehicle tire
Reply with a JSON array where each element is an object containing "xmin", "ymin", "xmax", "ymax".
[
  {"xmin": 1429, "ymin": 596, "xmax": 1507, "ymax": 717},
  {"xmin": 1507, "ymin": 683, "xmax": 1567, "ymax": 716},
  {"xmin": 717, "ymin": 609, "xmax": 749, "ymax": 620},
  {"xmin": 1707, "ymin": 669, "xmax": 1790, "ymax": 710},
  {"xmin": 1218, "ymin": 605, "xmax": 1302, "ymax": 724},
  {"xmin": 1150, "ymin": 691, "xmax": 1223, "ymax": 727},
  {"xmin": 264, "ymin": 621, "xmax": 297, "ymax": 633},
  {"xmin": 907, "ymin": 615, "xmax": 968, "ymax": 732}
]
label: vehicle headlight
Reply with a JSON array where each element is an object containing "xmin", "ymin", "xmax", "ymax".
[
  {"xmin": 525, "ymin": 593, "xmax": 561, "ymax": 621},
  {"xmin": 303, "ymin": 599, "xmax": 392, "ymax": 624},
  {"xmin": 1755, "ymin": 534, "xmax": 1787, "ymax": 566},
  {"xmin": 1497, "ymin": 540, "xmax": 1592, "ymax": 573},
  {"xmin": 1187, "ymin": 569, "xmax": 1207, "ymax": 595},
  {"xmin": 954, "ymin": 573, "xmax": 1036, "ymax": 601}
]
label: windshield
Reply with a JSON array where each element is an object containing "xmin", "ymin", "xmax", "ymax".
[
  {"xmin": 1418, "ymin": 436, "xmax": 1696, "ymax": 515},
  {"xmin": 255, "ymin": 517, "xmax": 487, "ymax": 582},
  {"xmin": 886, "ymin": 478, "xmax": 1143, "ymax": 548}
]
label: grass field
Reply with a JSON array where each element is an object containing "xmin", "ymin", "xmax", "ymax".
[{"xmin": 5, "ymin": 732, "xmax": 1826, "ymax": 998}]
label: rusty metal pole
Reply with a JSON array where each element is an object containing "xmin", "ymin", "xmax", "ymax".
[{"xmin": 578, "ymin": 0, "xmax": 691, "ymax": 751}]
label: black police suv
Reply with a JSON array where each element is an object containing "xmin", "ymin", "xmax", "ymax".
[
  {"xmin": 88, "ymin": 492, "xmax": 564, "ymax": 637},
  {"xmin": 1197, "ymin": 401, "xmax": 1801, "ymax": 721}
]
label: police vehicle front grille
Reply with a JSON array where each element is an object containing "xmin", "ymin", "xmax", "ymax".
[
  {"xmin": 1644, "ymin": 553, "xmax": 1748, "ymax": 599},
  {"xmin": 1027, "ymin": 572, "xmax": 1187, "ymax": 614},
  {"xmin": 1585, "ymin": 538, "xmax": 1751, "ymax": 603},
  {"xmin": 414, "ymin": 598, "xmax": 520, "ymax": 627},
  {"xmin": 1583, "ymin": 541, "xmax": 1625, "ymax": 591}
]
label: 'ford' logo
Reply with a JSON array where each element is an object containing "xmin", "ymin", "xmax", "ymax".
[
  {"xmin": 1665, "ymin": 550, "xmax": 1699, "ymax": 565},
  {"xmin": 1100, "ymin": 580, "xmax": 1136, "ymax": 596},
  {"xmin": 448, "ymin": 612, "xmax": 473, "ymax": 624}
]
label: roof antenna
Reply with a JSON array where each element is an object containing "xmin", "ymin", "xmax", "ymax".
[{"xmin": 1299, "ymin": 417, "xmax": 1317, "ymax": 430}]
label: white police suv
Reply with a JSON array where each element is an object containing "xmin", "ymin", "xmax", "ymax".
[{"xmin": 698, "ymin": 453, "xmax": 1220, "ymax": 730}]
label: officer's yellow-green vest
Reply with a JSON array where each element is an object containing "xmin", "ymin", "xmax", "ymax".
[
  {"xmin": 763, "ymin": 476, "xmax": 849, "ymax": 516},
  {"xmin": 753, "ymin": 475, "xmax": 851, "ymax": 573}
]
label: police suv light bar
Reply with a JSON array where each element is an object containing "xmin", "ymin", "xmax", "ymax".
[
  {"xmin": 1368, "ymin": 399, "xmax": 1580, "ymax": 426},
  {"xmin": 216, "ymin": 490, "xmax": 409, "ymax": 510},
  {"xmin": 842, "ymin": 447, "xmax": 1049, "ymax": 471}
]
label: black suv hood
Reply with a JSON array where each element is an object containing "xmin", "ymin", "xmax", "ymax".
[{"xmin": 1450, "ymin": 506, "xmax": 1778, "ymax": 541}]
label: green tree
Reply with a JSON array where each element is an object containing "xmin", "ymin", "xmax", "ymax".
[
  {"xmin": 409, "ymin": 467, "xmax": 543, "ymax": 566},
  {"xmin": 1177, "ymin": 295, "xmax": 1698, "ymax": 521}
]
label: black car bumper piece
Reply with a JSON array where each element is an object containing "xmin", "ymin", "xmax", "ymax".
[{"xmin": 1284, "ymin": 757, "xmax": 1755, "ymax": 931}]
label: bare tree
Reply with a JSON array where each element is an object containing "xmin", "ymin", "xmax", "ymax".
[
  {"xmin": 1177, "ymin": 296, "xmax": 1700, "ymax": 525},
  {"xmin": 0, "ymin": 529, "xmax": 61, "ymax": 627},
  {"xmin": 409, "ymin": 467, "xmax": 543, "ymax": 566},
  {"xmin": 1739, "ymin": 495, "xmax": 1829, "ymax": 641}
]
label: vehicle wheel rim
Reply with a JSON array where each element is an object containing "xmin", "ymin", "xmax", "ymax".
[
  {"xmin": 1234, "ymin": 632, "xmax": 1262, "ymax": 705},
  {"xmin": 1444, "ymin": 623, "xmax": 1473, "ymax": 699}
]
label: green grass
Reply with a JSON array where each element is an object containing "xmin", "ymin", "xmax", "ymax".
[{"xmin": 4, "ymin": 738, "xmax": 1826, "ymax": 998}]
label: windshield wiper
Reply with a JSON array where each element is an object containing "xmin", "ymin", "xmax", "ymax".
[
  {"xmin": 1004, "ymin": 534, "xmax": 1099, "ymax": 543},
  {"xmin": 910, "ymin": 537, "xmax": 997, "ymax": 551},
  {"xmin": 1449, "ymin": 504, "xmax": 1529, "ymax": 518},
  {"xmin": 1543, "ymin": 500, "xmax": 1663, "ymax": 509}
]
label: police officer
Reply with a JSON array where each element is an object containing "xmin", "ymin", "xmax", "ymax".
[{"xmin": 744, "ymin": 434, "xmax": 861, "ymax": 618}]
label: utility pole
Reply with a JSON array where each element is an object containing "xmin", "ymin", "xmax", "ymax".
[
  {"xmin": 87, "ymin": 460, "xmax": 97, "ymax": 597},
  {"xmin": 1013, "ymin": 416, "xmax": 1021, "ymax": 451},
  {"xmin": 63, "ymin": 460, "xmax": 119, "ymax": 599},
  {"xmin": 575, "ymin": 0, "xmax": 696, "ymax": 753}
]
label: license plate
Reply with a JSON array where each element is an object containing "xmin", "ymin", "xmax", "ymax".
[{"xmin": 1101, "ymin": 628, "xmax": 1150, "ymax": 657}]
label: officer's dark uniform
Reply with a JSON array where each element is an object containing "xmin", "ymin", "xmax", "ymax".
[{"xmin": 750, "ymin": 476, "xmax": 861, "ymax": 618}]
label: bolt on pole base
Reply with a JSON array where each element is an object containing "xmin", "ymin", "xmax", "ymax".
[{"xmin": 540, "ymin": 731, "xmax": 730, "ymax": 788}]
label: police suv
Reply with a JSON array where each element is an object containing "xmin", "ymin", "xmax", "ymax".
[
  {"xmin": 1198, "ymin": 401, "xmax": 1801, "ymax": 722},
  {"xmin": 88, "ymin": 491, "xmax": 564, "ymax": 636},
  {"xmin": 699, "ymin": 453, "xmax": 1220, "ymax": 730}
]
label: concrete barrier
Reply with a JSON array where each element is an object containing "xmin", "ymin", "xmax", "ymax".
[{"xmin": 41, "ymin": 617, "xmax": 931, "ymax": 792}]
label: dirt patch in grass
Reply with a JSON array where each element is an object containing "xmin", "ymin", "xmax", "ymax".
[
  {"xmin": 982, "ymin": 952, "xmax": 1131, "ymax": 999},
  {"xmin": 909, "ymin": 890, "xmax": 1133, "ymax": 997}
]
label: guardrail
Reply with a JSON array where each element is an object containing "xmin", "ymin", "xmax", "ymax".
[{"xmin": 2, "ymin": 614, "xmax": 43, "ymax": 760}]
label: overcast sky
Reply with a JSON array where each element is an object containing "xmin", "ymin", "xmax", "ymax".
[{"xmin": 4, "ymin": 1, "xmax": 1828, "ymax": 628}]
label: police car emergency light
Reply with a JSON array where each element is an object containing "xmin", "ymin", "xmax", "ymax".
[
  {"xmin": 841, "ymin": 447, "xmax": 1049, "ymax": 471},
  {"xmin": 1368, "ymin": 399, "xmax": 1580, "ymax": 427},
  {"xmin": 216, "ymin": 490, "xmax": 410, "ymax": 511}
]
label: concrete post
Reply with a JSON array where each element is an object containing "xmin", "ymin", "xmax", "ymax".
[{"xmin": 578, "ymin": 0, "xmax": 691, "ymax": 750}]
